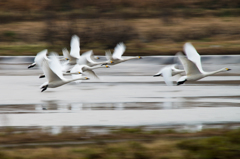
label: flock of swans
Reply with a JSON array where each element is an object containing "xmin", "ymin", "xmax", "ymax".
[{"xmin": 28, "ymin": 35, "xmax": 231, "ymax": 92}]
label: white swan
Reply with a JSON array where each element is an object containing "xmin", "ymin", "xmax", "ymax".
[
  {"xmin": 177, "ymin": 43, "xmax": 231, "ymax": 85},
  {"xmin": 70, "ymin": 64, "xmax": 109, "ymax": 79},
  {"xmin": 40, "ymin": 53, "xmax": 89, "ymax": 92},
  {"xmin": 62, "ymin": 35, "xmax": 99, "ymax": 65},
  {"xmin": 104, "ymin": 42, "xmax": 142, "ymax": 65},
  {"xmin": 153, "ymin": 64, "xmax": 184, "ymax": 86},
  {"xmin": 28, "ymin": 49, "xmax": 48, "ymax": 69},
  {"xmin": 77, "ymin": 50, "xmax": 107, "ymax": 67},
  {"xmin": 62, "ymin": 35, "xmax": 80, "ymax": 65}
]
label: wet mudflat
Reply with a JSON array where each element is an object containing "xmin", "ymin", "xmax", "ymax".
[{"xmin": 0, "ymin": 56, "xmax": 240, "ymax": 130}]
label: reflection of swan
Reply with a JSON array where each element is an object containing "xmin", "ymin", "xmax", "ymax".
[
  {"xmin": 153, "ymin": 64, "xmax": 184, "ymax": 86},
  {"xmin": 104, "ymin": 43, "xmax": 142, "ymax": 65},
  {"xmin": 177, "ymin": 43, "xmax": 231, "ymax": 85},
  {"xmin": 40, "ymin": 53, "xmax": 89, "ymax": 92},
  {"xmin": 71, "ymin": 103, "xmax": 83, "ymax": 111},
  {"xmin": 28, "ymin": 49, "xmax": 48, "ymax": 69}
]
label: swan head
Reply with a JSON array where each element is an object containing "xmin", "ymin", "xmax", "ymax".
[
  {"xmin": 177, "ymin": 76, "xmax": 187, "ymax": 85},
  {"xmin": 225, "ymin": 68, "xmax": 231, "ymax": 71}
]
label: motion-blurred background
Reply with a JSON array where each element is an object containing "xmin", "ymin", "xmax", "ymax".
[
  {"xmin": 0, "ymin": 1, "xmax": 240, "ymax": 159},
  {"xmin": 1, "ymin": 0, "xmax": 240, "ymax": 55}
]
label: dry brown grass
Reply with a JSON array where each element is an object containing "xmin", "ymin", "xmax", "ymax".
[
  {"xmin": 1, "ymin": 0, "xmax": 240, "ymax": 12},
  {"xmin": 1, "ymin": 17, "xmax": 240, "ymax": 55}
]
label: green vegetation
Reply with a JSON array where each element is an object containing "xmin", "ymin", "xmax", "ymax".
[
  {"xmin": 0, "ymin": 127, "xmax": 239, "ymax": 159},
  {"xmin": 178, "ymin": 128, "xmax": 240, "ymax": 159}
]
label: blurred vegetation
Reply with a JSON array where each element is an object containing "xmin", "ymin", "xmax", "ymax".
[
  {"xmin": 178, "ymin": 128, "xmax": 240, "ymax": 159},
  {"xmin": 0, "ymin": 127, "xmax": 239, "ymax": 159},
  {"xmin": 0, "ymin": 0, "xmax": 240, "ymax": 55}
]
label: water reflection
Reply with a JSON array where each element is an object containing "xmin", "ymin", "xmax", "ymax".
[{"xmin": 1, "ymin": 97, "xmax": 240, "ymax": 113}]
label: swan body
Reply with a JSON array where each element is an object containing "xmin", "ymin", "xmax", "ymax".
[
  {"xmin": 153, "ymin": 64, "xmax": 184, "ymax": 86},
  {"xmin": 40, "ymin": 53, "xmax": 89, "ymax": 92},
  {"xmin": 177, "ymin": 43, "xmax": 231, "ymax": 85},
  {"xmin": 71, "ymin": 64, "xmax": 109, "ymax": 79},
  {"xmin": 77, "ymin": 50, "xmax": 106, "ymax": 67},
  {"xmin": 104, "ymin": 43, "xmax": 142, "ymax": 65}
]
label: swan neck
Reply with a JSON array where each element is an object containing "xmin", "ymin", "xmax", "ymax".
[
  {"xmin": 123, "ymin": 56, "xmax": 139, "ymax": 61},
  {"xmin": 204, "ymin": 68, "xmax": 225, "ymax": 76}
]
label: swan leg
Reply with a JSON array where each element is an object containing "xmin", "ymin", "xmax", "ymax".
[
  {"xmin": 39, "ymin": 74, "xmax": 45, "ymax": 78},
  {"xmin": 28, "ymin": 63, "xmax": 36, "ymax": 69},
  {"xmin": 41, "ymin": 85, "xmax": 48, "ymax": 92}
]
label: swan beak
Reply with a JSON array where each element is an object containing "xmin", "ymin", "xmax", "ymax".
[
  {"xmin": 85, "ymin": 77, "xmax": 89, "ymax": 80},
  {"xmin": 65, "ymin": 58, "xmax": 69, "ymax": 60},
  {"xmin": 110, "ymin": 61, "xmax": 113, "ymax": 63},
  {"xmin": 78, "ymin": 72, "xmax": 82, "ymax": 74},
  {"xmin": 105, "ymin": 65, "xmax": 110, "ymax": 68},
  {"xmin": 96, "ymin": 57, "xmax": 100, "ymax": 59},
  {"xmin": 138, "ymin": 56, "xmax": 142, "ymax": 59},
  {"xmin": 226, "ymin": 68, "xmax": 231, "ymax": 71}
]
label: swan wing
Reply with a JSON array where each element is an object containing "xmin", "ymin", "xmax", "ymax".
[
  {"xmin": 112, "ymin": 42, "xmax": 126, "ymax": 60},
  {"xmin": 35, "ymin": 49, "xmax": 48, "ymax": 67},
  {"xmin": 42, "ymin": 57, "xmax": 62, "ymax": 83},
  {"xmin": 85, "ymin": 70, "xmax": 99, "ymax": 79},
  {"xmin": 105, "ymin": 50, "xmax": 113, "ymax": 61},
  {"xmin": 70, "ymin": 64, "xmax": 84, "ymax": 83},
  {"xmin": 171, "ymin": 64, "xmax": 184, "ymax": 75},
  {"xmin": 71, "ymin": 74, "xmax": 83, "ymax": 83},
  {"xmin": 70, "ymin": 35, "xmax": 80, "ymax": 58},
  {"xmin": 48, "ymin": 53, "xmax": 64, "ymax": 81},
  {"xmin": 161, "ymin": 65, "xmax": 173, "ymax": 86},
  {"xmin": 184, "ymin": 42, "xmax": 203, "ymax": 73},
  {"xmin": 81, "ymin": 50, "xmax": 95, "ymax": 63},
  {"xmin": 177, "ymin": 52, "xmax": 201, "ymax": 76},
  {"xmin": 77, "ymin": 55, "xmax": 88, "ymax": 65},
  {"xmin": 62, "ymin": 48, "xmax": 71, "ymax": 60},
  {"xmin": 70, "ymin": 64, "xmax": 84, "ymax": 74}
]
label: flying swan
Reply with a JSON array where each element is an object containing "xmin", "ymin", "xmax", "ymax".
[
  {"xmin": 40, "ymin": 53, "xmax": 89, "ymax": 92},
  {"xmin": 176, "ymin": 42, "xmax": 231, "ymax": 85}
]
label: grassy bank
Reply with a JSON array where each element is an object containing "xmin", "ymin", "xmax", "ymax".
[
  {"xmin": 0, "ymin": 127, "xmax": 240, "ymax": 159},
  {"xmin": 0, "ymin": 0, "xmax": 240, "ymax": 56},
  {"xmin": 1, "ymin": 17, "xmax": 240, "ymax": 56}
]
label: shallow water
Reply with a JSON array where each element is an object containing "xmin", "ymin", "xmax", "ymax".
[{"xmin": 0, "ymin": 56, "xmax": 240, "ymax": 131}]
